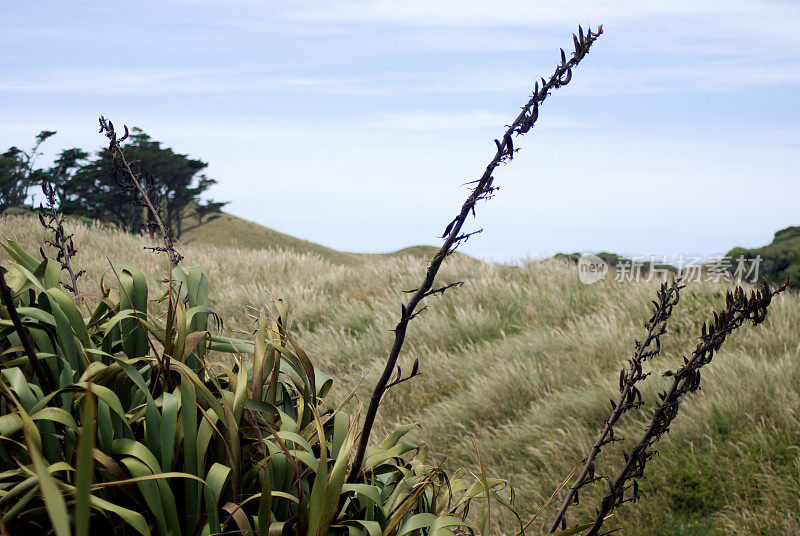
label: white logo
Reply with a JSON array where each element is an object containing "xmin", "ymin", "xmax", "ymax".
[{"xmin": 578, "ymin": 254, "xmax": 608, "ymax": 284}]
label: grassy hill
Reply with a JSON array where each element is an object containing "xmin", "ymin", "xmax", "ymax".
[
  {"xmin": 1, "ymin": 212, "xmax": 798, "ymax": 535},
  {"xmin": 10, "ymin": 206, "xmax": 448, "ymax": 265},
  {"xmin": 728, "ymin": 226, "xmax": 800, "ymax": 288},
  {"xmin": 182, "ymin": 210, "xmax": 446, "ymax": 265}
]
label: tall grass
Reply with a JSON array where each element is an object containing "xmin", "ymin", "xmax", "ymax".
[{"xmin": 2, "ymin": 213, "xmax": 797, "ymax": 534}]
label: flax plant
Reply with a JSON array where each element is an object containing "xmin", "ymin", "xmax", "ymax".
[{"xmin": 0, "ymin": 239, "xmax": 500, "ymax": 535}]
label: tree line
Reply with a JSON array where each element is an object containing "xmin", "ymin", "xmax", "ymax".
[{"xmin": 0, "ymin": 129, "xmax": 226, "ymax": 239}]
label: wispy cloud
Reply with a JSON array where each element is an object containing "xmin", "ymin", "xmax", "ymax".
[
  {"xmin": 7, "ymin": 54, "xmax": 798, "ymax": 99},
  {"xmin": 0, "ymin": 66, "xmax": 363, "ymax": 95},
  {"xmin": 280, "ymin": 0, "xmax": 799, "ymax": 42},
  {"xmin": 571, "ymin": 60, "xmax": 800, "ymax": 96},
  {"xmin": 4, "ymin": 0, "xmax": 800, "ymax": 98},
  {"xmin": 280, "ymin": 0, "xmax": 733, "ymax": 26}
]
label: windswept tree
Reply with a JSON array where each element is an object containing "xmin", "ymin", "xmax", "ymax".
[
  {"xmin": 60, "ymin": 128, "xmax": 226, "ymax": 238},
  {"xmin": 0, "ymin": 130, "xmax": 56, "ymax": 213},
  {"xmin": 46, "ymin": 148, "xmax": 89, "ymax": 204}
]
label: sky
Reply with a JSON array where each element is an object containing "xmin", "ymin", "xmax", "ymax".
[{"xmin": 2, "ymin": 1, "xmax": 799, "ymax": 262}]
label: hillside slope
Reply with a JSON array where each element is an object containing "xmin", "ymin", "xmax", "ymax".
[
  {"xmin": 728, "ymin": 226, "xmax": 800, "ymax": 288},
  {"xmin": 1, "ymin": 213, "xmax": 798, "ymax": 535},
  {"xmin": 182, "ymin": 210, "xmax": 446, "ymax": 265}
]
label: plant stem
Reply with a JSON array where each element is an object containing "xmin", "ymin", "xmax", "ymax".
[
  {"xmin": 348, "ymin": 25, "xmax": 604, "ymax": 482},
  {"xmin": 0, "ymin": 270, "xmax": 52, "ymax": 395},
  {"xmin": 549, "ymin": 279, "xmax": 680, "ymax": 532},
  {"xmin": 99, "ymin": 118, "xmax": 183, "ymax": 268},
  {"xmin": 583, "ymin": 280, "xmax": 786, "ymax": 536}
]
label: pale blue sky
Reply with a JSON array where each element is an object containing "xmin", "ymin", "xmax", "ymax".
[{"xmin": 2, "ymin": 1, "xmax": 799, "ymax": 261}]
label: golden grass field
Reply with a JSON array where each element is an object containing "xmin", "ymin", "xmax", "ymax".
[{"xmin": 2, "ymin": 213, "xmax": 798, "ymax": 535}]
